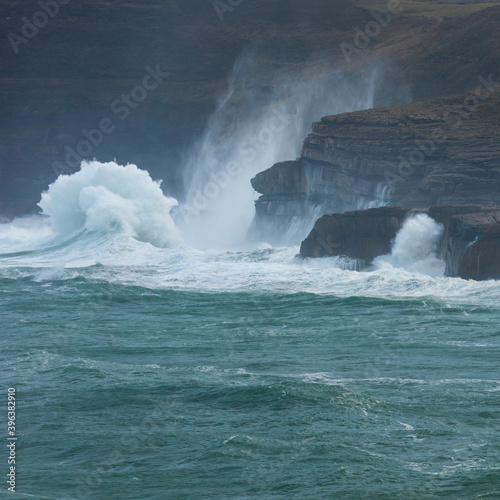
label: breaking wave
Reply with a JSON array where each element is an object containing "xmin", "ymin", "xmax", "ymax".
[
  {"xmin": 38, "ymin": 160, "xmax": 182, "ymax": 249},
  {"xmin": 1, "ymin": 163, "xmax": 499, "ymax": 308}
]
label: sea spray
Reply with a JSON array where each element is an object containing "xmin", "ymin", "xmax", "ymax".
[
  {"xmin": 38, "ymin": 161, "xmax": 182, "ymax": 248},
  {"xmin": 177, "ymin": 51, "xmax": 385, "ymax": 249},
  {"xmin": 0, "ymin": 216, "xmax": 53, "ymax": 253},
  {"xmin": 375, "ymin": 213, "xmax": 445, "ymax": 276}
]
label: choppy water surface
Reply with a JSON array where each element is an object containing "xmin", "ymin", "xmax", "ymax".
[{"xmin": 1, "ymin": 162, "xmax": 499, "ymax": 499}]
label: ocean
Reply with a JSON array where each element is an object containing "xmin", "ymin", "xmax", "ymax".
[{"xmin": 1, "ymin": 161, "xmax": 499, "ymax": 499}]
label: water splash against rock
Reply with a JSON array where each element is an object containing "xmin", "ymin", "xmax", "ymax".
[
  {"xmin": 176, "ymin": 51, "xmax": 385, "ymax": 249},
  {"xmin": 376, "ymin": 213, "xmax": 445, "ymax": 276}
]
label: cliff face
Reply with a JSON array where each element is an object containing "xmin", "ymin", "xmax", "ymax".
[
  {"xmin": 435, "ymin": 207, "xmax": 500, "ymax": 281},
  {"xmin": 300, "ymin": 206, "xmax": 500, "ymax": 281},
  {"xmin": 301, "ymin": 88, "xmax": 500, "ymax": 207},
  {"xmin": 2, "ymin": 1, "xmax": 500, "ymax": 218},
  {"xmin": 251, "ymin": 87, "xmax": 500, "ymax": 242}
]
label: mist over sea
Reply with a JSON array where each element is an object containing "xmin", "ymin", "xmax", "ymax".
[{"xmin": 1, "ymin": 56, "xmax": 499, "ymax": 499}]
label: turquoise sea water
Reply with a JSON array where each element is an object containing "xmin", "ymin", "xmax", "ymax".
[
  {"xmin": 2, "ymin": 259, "xmax": 500, "ymax": 499},
  {"xmin": 1, "ymin": 162, "xmax": 499, "ymax": 499}
]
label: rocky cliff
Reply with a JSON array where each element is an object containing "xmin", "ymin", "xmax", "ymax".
[
  {"xmin": 299, "ymin": 205, "xmax": 500, "ymax": 281},
  {"xmin": 2, "ymin": 1, "xmax": 500, "ymax": 218},
  {"xmin": 435, "ymin": 206, "xmax": 500, "ymax": 281},
  {"xmin": 251, "ymin": 86, "xmax": 500, "ymax": 242}
]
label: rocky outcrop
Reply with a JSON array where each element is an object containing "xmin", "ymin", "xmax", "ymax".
[
  {"xmin": 300, "ymin": 205, "xmax": 500, "ymax": 280},
  {"xmin": 300, "ymin": 89, "xmax": 500, "ymax": 207},
  {"xmin": 250, "ymin": 156, "xmax": 391, "ymax": 244},
  {"xmin": 251, "ymin": 87, "xmax": 500, "ymax": 242},
  {"xmin": 434, "ymin": 206, "xmax": 500, "ymax": 281},
  {"xmin": 299, "ymin": 206, "xmax": 409, "ymax": 260}
]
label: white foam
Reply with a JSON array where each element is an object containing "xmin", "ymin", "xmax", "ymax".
[
  {"xmin": 38, "ymin": 160, "xmax": 182, "ymax": 249},
  {"xmin": 375, "ymin": 213, "xmax": 445, "ymax": 277},
  {"xmin": 1, "ymin": 238, "xmax": 500, "ymax": 307},
  {"xmin": 397, "ymin": 421, "xmax": 415, "ymax": 431},
  {"xmin": 0, "ymin": 216, "xmax": 53, "ymax": 253},
  {"xmin": 1, "ymin": 165, "xmax": 499, "ymax": 308}
]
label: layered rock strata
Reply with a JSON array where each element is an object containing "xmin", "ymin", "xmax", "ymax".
[{"xmin": 251, "ymin": 88, "xmax": 500, "ymax": 241}]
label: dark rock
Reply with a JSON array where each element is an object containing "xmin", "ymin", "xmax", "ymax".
[
  {"xmin": 3, "ymin": 1, "xmax": 500, "ymax": 217},
  {"xmin": 299, "ymin": 206, "xmax": 410, "ymax": 261},
  {"xmin": 436, "ymin": 207, "xmax": 500, "ymax": 280},
  {"xmin": 254, "ymin": 88, "xmax": 500, "ymax": 197},
  {"xmin": 300, "ymin": 205, "xmax": 500, "ymax": 281}
]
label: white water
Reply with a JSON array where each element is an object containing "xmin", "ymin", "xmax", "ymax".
[
  {"xmin": 176, "ymin": 53, "xmax": 383, "ymax": 249},
  {"xmin": 38, "ymin": 160, "xmax": 182, "ymax": 249},
  {"xmin": 0, "ymin": 216, "xmax": 53, "ymax": 253},
  {"xmin": 0, "ymin": 56, "xmax": 495, "ymax": 305},
  {"xmin": 375, "ymin": 214, "xmax": 445, "ymax": 277},
  {"xmin": 1, "ymin": 161, "xmax": 499, "ymax": 308}
]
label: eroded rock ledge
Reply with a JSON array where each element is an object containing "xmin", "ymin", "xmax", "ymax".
[
  {"xmin": 300, "ymin": 206, "xmax": 500, "ymax": 280},
  {"xmin": 251, "ymin": 87, "xmax": 500, "ymax": 242}
]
